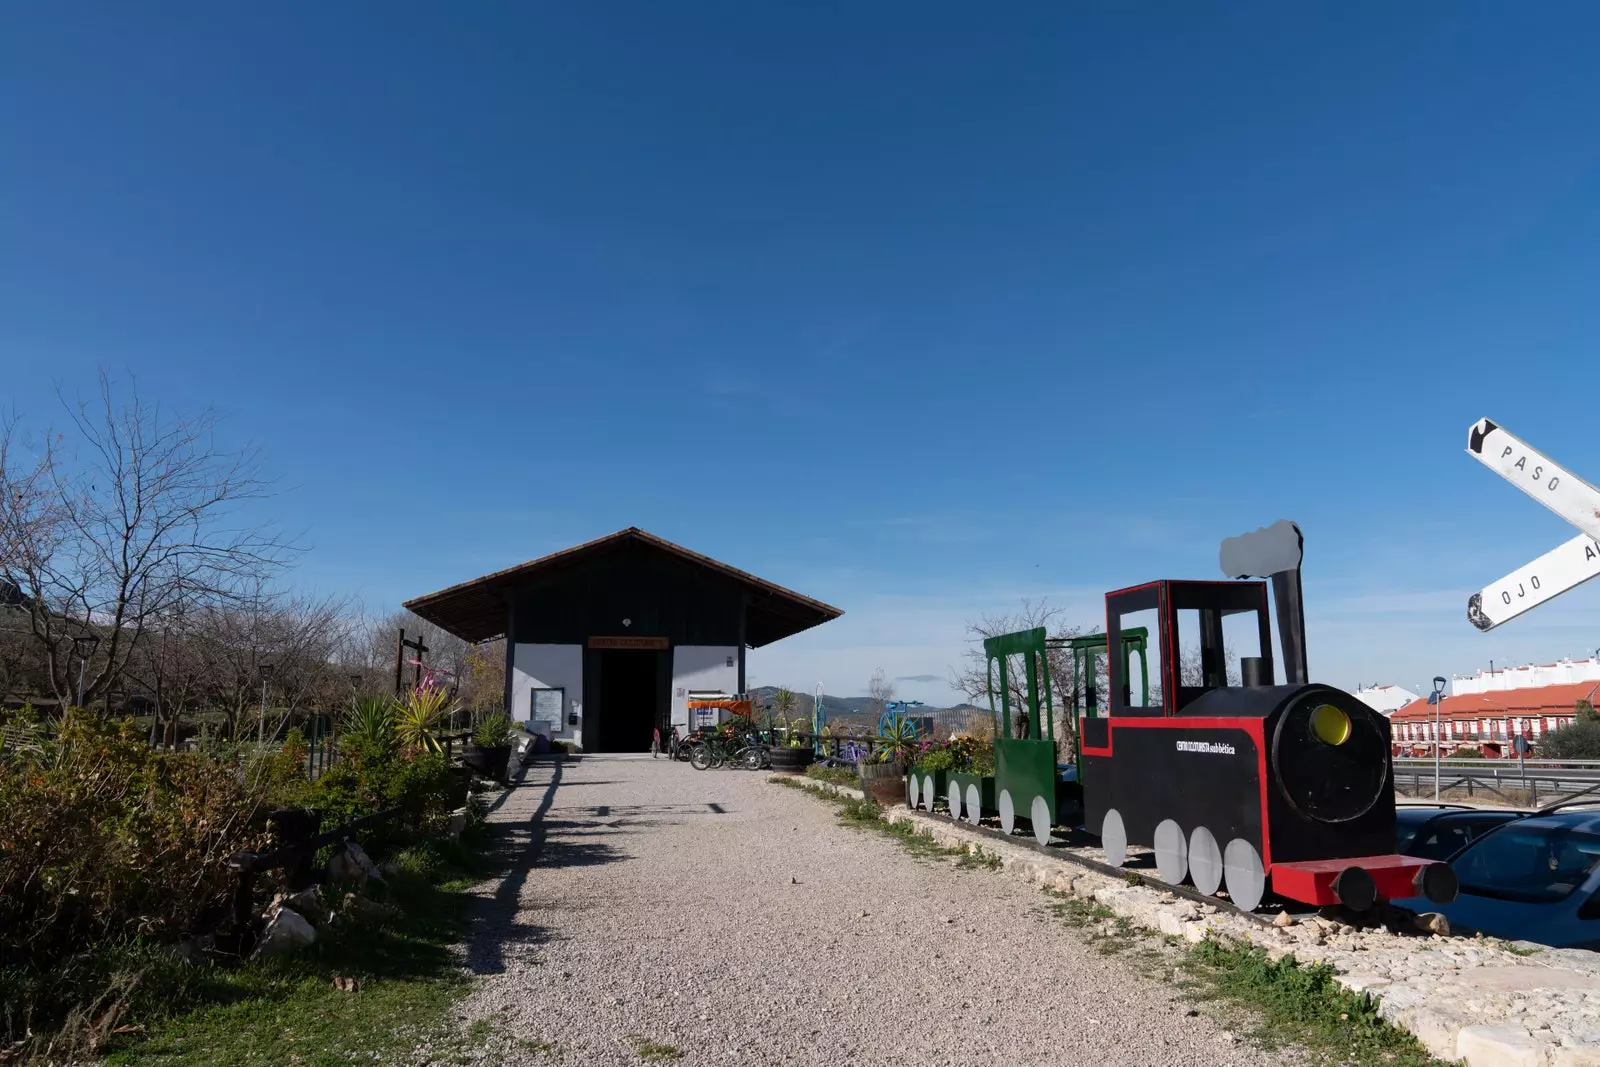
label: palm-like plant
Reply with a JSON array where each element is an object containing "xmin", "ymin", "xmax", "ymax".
[
  {"xmin": 341, "ymin": 696, "xmax": 396, "ymax": 755},
  {"xmin": 393, "ymin": 684, "xmax": 456, "ymax": 753}
]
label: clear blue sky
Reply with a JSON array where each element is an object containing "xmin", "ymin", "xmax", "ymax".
[{"xmin": 5, "ymin": 3, "xmax": 1600, "ymax": 705}]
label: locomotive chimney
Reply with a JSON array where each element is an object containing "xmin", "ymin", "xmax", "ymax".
[
  {"xmin": 1219, "ymin": 519, "xmax": 1309, "ymax": 685},
  {"xmin": 1240, "ymin": 656, "xmax": 1269, "ymax": 687}
]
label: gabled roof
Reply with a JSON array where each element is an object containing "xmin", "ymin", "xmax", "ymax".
[
  {"xmin": 402, "ymin": 527, "xmax": 843, "ymax": 646},
  {"xmin": 1390, "ymin": 680, "xmax": 1600, "ymax": 722}
]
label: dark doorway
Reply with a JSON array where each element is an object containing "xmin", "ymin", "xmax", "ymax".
[{"xmin": 593, "ymin": 649, "xmax": 664, "ymax": 752}]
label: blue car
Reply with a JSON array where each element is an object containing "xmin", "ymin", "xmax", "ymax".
[
  {"xmin": 1394, "ymin": 807, "xmax": 1600, "ymax": 949},
  {"xmin": 1394, "ymin": 804, "xmax": 1525, "ymax": 861}
]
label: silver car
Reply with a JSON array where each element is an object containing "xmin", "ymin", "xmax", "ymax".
[{"xmin": 1395, "ymin": 807, "xmax": 1600, "ymax": 949}]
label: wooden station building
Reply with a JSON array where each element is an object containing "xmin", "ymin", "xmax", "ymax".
[{"xmin": 402, "ymin": 527, "xmax": 842, "ymax": 753}]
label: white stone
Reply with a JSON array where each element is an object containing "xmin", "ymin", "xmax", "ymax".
[
  {"xmin": 1337, "ymin": 973, "xmax": 1392, "ymax": 995},
  {"xmin": 253, "ymin": 907, "xmax": 316, "ymax": 958},
  {"xmin": 446, "ymin": 807, "xmax": 468, "ymax": 840},
  {"xmin": 1457, "ymin": 1024, "xmax": 1552, "ymax": 1067},
  {"xmin": 1156, "ymin": 907, "xmax": 1185, "ymax": 938},
  {"xmin": 328, "ymin": 840, "xmax": 385, "ymax": 886}
]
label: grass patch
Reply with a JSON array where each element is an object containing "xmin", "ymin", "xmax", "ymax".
[
  {"xmin": 1499, "ymin": 940, "xmax": 1541, "ymax": 957},
  {"xmin": 769, "ymin": 775, "xmax": 993, "ymax": 868},
  {"xmin": 802, "ymin": 764, "xmax": 861, "ymax": 789},
  {"xmin": 1045, "ymin": 892, "xmax": 1138, "ymax": 956},
  {"xmin": 1181, "ymin": 937, "xmax": 1450, "ymax": 1067},
  {"xmin": 99, "ymin": 835, "xmax": 492, "ymax": 1067},
  {"xmin": 955, "ymin": 846, "xmax": 1003, "ymax": 870},
  {"xmin": 632, "ymin": 1037, "xmax": 684, "ymax": 1060},
  {"xmin": 1041, "ymin": 889, "xmax": 1447, "ymax": 1066}
]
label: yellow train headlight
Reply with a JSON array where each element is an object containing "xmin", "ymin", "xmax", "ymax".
[{"xmin": 1310, "ymin": 703, "xmax": 1352, "ymax": 746}]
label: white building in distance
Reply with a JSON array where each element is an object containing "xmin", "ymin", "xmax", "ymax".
[
  {"xmin": 1452, "ymin": 657, "xmax": 1600, "ymax": 696},
  {"xmin": 1354, "ymin": 684, "xmax": 1420, "ymax": 717}
]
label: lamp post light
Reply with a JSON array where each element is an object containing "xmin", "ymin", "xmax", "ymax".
[
  {"xmin": 258, "ymin": 662, "xmax": 275, "ymax": 745},
  {"xmin": 72, "ymin": 632, "xmax": 100, "ymax": 710},
  {"xmin": 1431, "ymin": 676, "xmax": 1448, "ymax": 802}
]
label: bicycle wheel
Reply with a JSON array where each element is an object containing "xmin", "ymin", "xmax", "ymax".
[
  {"xmin": 738, "ymin": 746, "xmax": 763, "ymax": 770},
  {"xmin": 690, "ymin": 744, "xmax": 713, "ymax": 770}
]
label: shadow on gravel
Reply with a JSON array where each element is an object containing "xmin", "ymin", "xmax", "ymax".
[{"xmin": 467, "ymin": 756, "xmax": 632, "ymax": 976}]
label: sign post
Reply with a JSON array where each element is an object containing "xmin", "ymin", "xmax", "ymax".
[
  {"xmin": 1429, "ymin": 677, "xmax": 1446, "ymax": 801},
  {"xmin": 1465, "ymin": 418, "xmax": 1600, "ymax": 630}
]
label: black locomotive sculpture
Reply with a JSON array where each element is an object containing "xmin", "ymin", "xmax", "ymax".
[{"xmin": 930, "ymin": 520, "xmax": 1461, "ymax": 913}]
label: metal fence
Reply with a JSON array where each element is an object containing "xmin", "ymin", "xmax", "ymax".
[{"xmin": 1393, "ymin": 757, "xmax": 1600, "ymax": 808}]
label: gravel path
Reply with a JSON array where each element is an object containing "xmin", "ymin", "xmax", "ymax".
[{"xmin": 456, "ymin": 755, "xmax": 1286, "ymax": 1067}]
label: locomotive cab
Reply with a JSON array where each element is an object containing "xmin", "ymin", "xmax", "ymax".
[{"xmin": 1080, "ymin": 577, "xmax": 1457, "ymax": 912}]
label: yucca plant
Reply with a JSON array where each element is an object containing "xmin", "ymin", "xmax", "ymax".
[
  {"xmin": 393, "ymin": 684, "xmax": 456, "ymax": 753},
  {"xmin": 341, "ymin": 696, "xmax": 396, "ymax": 756}
]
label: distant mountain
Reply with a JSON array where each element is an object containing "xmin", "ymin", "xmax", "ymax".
[{"xmin": 747, "ymin": 685, "xmax": 991, "ymax": 733}]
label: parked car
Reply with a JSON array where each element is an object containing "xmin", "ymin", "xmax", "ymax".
[
  {"xmin": 1394, "ymin": 807, "xmax": 1600, "ymax": 948},
  {"xmin": 1394, "ymin": 804, "xmax": 1525, "ymax": 861}
]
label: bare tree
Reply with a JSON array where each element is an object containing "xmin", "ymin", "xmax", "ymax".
[
  {"xmin": 867, "ymin": 665, "xmax": 895, "ymax": 720},
  {"xmin": 0, "ymin": 374, "xmax": 295, "ymax": 709},
  {"xmin": 949, "ymin": 598, "xmax": 1091, "ymax": 757}
]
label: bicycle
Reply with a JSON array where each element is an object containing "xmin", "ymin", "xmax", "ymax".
[{"xmin": 690, "ymin": 731, "xmax": 769, "ymax": 771}]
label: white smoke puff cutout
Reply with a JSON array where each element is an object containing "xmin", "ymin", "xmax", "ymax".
[{"xmin": 1218, "ymin": 519, "xmax": 1304, "ymax": 579}]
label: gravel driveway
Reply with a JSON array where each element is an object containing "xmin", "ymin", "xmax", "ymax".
[{"xmin": 457, "ymin": 754, "xmax": 1285, "ymax": 1067}]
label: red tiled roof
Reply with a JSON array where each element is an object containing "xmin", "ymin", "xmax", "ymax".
[{"xmin": 1390, "ymin": 680, "xmax": 1600, "ymax": 722}]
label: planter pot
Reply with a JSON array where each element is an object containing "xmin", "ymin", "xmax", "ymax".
[
  {"xmin": 857, "ymin": 760, "xmax": 906, "ymax": 809},
  {"xmin": 464, "ymin": 743, "xmax": 512, "ymax": 783},
  {"xmin": 768, "ymin": 746, "xmax": 815, "ymax": 773},
  {"xmin": 446, "ymin": 765, "xmax": 472, "ymax": 808},
  {"xmin": 906, "ymin": 766, "xmax": 947, "ymax": 812}
]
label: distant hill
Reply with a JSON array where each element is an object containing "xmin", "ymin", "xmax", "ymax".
[{"xmin": 747, "ymin": 686, "xmax": 992, "ymax": 735}]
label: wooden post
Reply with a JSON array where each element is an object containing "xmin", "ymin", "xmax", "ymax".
[{"xmin": 395, "ymin": 628, "xmax": 406, "ymax": 696}]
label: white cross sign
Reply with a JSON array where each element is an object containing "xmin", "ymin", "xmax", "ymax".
[{"xmin": 1466, "ymin": 418, "xmax": 1600, "ymax": 631}]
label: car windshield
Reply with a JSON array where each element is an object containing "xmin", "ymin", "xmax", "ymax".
[
  {"xmin": 1454, "ymin": 824, "xmax": 1600, "ymax": 904},
  {"xmin": 1394, "ymin": 810, "xmax": 1445, "ymax": 850}
]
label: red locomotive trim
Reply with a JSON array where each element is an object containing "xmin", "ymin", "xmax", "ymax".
[
  {"xmin": 1271, "ymin": 854, "xmax": 1435, "ymax": 907},
  {"xmin": 1079, "ymin": 714, "xmax": 1273, "ymax": 869}
]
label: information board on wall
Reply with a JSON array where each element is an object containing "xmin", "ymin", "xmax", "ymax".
[{"xmin": 531, "ymin": 687, "xmax": 563, "ymax": 728}]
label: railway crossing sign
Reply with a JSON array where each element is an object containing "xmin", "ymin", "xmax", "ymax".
[{"xmin": 1466, "ymin": 418, "xmax": 1600, "ymax": 631}]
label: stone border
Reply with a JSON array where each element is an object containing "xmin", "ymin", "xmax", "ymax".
[{"xmin": 782, "ymin": 777, "xmax": 1600, "ymax": 1067}]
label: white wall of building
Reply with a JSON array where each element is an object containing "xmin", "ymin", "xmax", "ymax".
[
  {"xmin": 512, "ymin": 643, "xmax": 584, "ymax": 749},
  {"xmin": 1354, "ymin": 684, "xmax": 1419, "ymax": 716},
  {"xmin": 670, "ymin": 645, "xmax": 739, "ymax": 730},
  {"xmin": 1452, "ymin": 658, "xmax": 1600, "ymax": 695}
]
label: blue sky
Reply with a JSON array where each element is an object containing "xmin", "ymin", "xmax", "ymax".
[{"xmin": 5, "ymin": 3, "xmax": 1600, "ymax": 706}]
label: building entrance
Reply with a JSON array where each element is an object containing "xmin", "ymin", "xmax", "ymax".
[{"xmin": 593, "ymin": 648, "xmax": 665, "ymax": 752}]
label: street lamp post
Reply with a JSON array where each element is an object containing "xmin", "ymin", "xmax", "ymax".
[
  {"xmin": 258, "ymin": 662, "xmax": 274, "ymax": 745},
  {"xmin": 1431, "ymin": 676, "xmax": 1447, "ymax": 801},
  {"xmin": 72, "ymin": 633, "xmax": 100, "ymax": 710}
]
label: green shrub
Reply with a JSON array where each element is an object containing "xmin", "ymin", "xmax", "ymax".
[
  {"xmin": 341, "ymin": 696, "xmax": 397, "ymax": 756},
  {"xmin": 911, "ymin": 735, "xmax": 994, "ymax": 776},
  {"xmin": 473, "ymin": 712, "xmax": 511, "ymax": 748},
  {"xmin": 1539, "ymin": 719, "xmax": 1600, "ymax": 761},
  {"xmin": 308, "ymin": 749, "xmax": 457, "ymax": 841},
  {"xmin": 0, "ymin": 714, "xmax": 271, "ymax": 1047}
]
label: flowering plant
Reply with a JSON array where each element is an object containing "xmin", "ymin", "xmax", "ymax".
[{"xmin": 911, "ymin": 735, "xmax": 994, "ymax": 776}]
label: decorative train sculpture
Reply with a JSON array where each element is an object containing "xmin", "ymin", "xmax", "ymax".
[{"xmin": 908, "ymin": 520, "xmax": 1460, "ymax": 915}]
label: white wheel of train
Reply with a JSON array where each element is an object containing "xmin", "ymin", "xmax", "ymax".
[
  {"xmin": 1031, "ymin": 795, "xmax": 1052, "ymax": 847},
  {"xmin": 1101, "ymin": 808, "xmax": 1127, "ymax": 867},
  {"xmin": 965, "ymin": 784, "xmax": 981, "ymax": 824},
  {"xmin": 999, "ymin": 789, "xmax": 1016, "ymax": 835},
  {"xmin": 948, "ymin": 781, "xmax": 963, "ymax": 821},
  {"xmin": 1223, "ymin": 838, "xmax": 1266, "ymax": 912},
  {"xmin": 1153, "ymin": 819, "xmax": 1189, "ymax": 885},
  {"xmin": 923, "ymin": 776, "xmax": 937, "ymax": 811},
  {"xmin": 907, "ymin": 773, "xmax": 917, "ymax": 807},
  {"xmin": 1189, "ymin": 826, "xmax": 1224, "ymax": 896}
]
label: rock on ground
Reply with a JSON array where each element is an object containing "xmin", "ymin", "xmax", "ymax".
[{"xmin": 452, "ymin": 755, "xmax": 1289, "ymax": 1066}]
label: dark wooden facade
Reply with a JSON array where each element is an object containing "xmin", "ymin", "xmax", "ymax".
[{"xmin": 404, "ymin": 528, "xmax": 842, "ymax": 752}]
